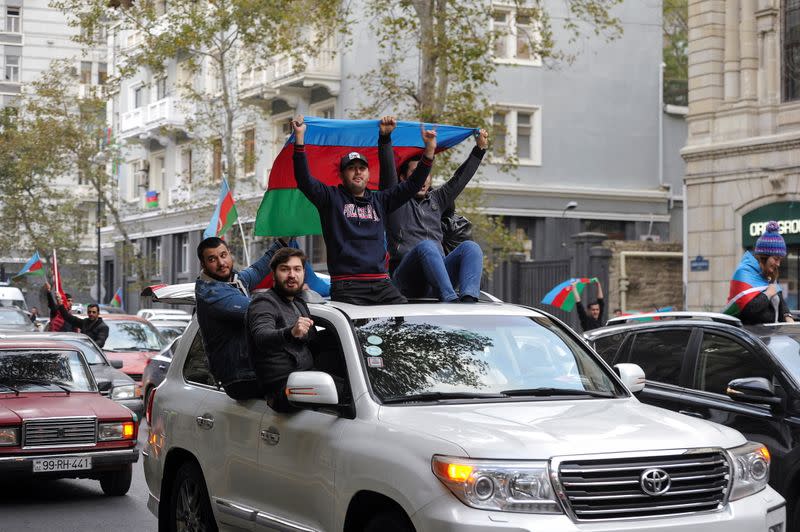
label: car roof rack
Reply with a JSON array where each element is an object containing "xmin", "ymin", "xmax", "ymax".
[{"xmin": 605, "ymin": 311, "xmax": 742, "ymax": 327}]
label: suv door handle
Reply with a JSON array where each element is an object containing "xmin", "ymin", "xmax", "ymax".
[
  {"xmin": 196, "ymin": 415, "xmax": 214, "ymax": 429},
  {"xmin": 678, "ymin": 410, "xmax": 705, "ymax": 419}
]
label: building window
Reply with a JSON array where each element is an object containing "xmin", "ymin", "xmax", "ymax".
[
  {"xmin": 133, "ymin": 85, "xmax": 144, "ymax": 108},
  {"xmin": 80, "ymin": 61, "xmax": 92, "ymax": 84},
  {"xmin": 147, "ymin": 237, "xmax": 162, "ymax": 278},
  {"xmin": 5, "ymin": 7, "xmax": 20, "ymax": 33},
  {"xmin": 212, "ymin": 138, "xmax": 223, "ymax": 182},
  {"xmin": 243, "ymin": 128, "xmax": 255, "ymax": 176},
  {"xmin": 492, "ymin": 6, "xmax": 539, "ymax": 64},
  {"xmin": 785, "ymin": 0, "xmax": 800, "ymax": 101},
  {"xmin": 98, "ymin": 63, "xmax": 107, "ymax": 85},
  {"xmin": 4, "ymin": 55, "xmax": 18, "ymax": 82},
  {"xmin": 491, "ymin": 106, "xmax": 542, "ymax": 165},
  {"xmin": 175, "ymin": 233, "xmax": 189, "ymax": 273},
  {"xmin": 180, "ymin": 147, "xmax": 193, "ymax": 183},
  {"xmin": 155, "ymin": 77, "xmax": 167, "ymax": 100}
]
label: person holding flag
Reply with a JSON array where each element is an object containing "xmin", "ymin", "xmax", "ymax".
[
  {"xmin": 725, "ymin": 221, "xmax": 794, "ymax": 325},
  {"xmin": 572, "ymin": 278, "xmax": 605, "ymax": 332},
  {"xmin": 42, "ymin": 280, "xmax": 74, "ymax": 332},
  {"xmin": 379, "ymin": 116, "xmax": 487, "ymax": 302},
  {"xmin": 291, "ymin": 115, "xmax": 437, "ymax": 305}
]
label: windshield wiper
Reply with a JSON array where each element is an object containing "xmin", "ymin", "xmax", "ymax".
[
  {"xmin": 1, "ymin": 378, "xmax": 71, "ymax": 395},
  {"xmin": 0, "ymin": 383, "xmax": 19, "ymax": 395},
  {"xmin": 500, "ymin": 387, "xmax": 616, "ymax": 398},
  {"xmin": 381, "ymin": 391, "xmax": 508, "ymax": 404}
]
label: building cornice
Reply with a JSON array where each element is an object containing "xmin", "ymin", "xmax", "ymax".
[
  {"xmin": 475, "ymin": 182, "xmax": 671, "ymax": 202},
  {"xmin": 682, "ymin": 130, "xmax": 800, "ymax": 161},
  {"xmin": 482, "ymin": 207, "xmax": 672, "ymax": 223}
]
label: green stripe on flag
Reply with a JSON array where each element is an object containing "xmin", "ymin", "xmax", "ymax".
[{"xmin": 255, "ymin": 189, "xmax": 322, "ymax": 237}]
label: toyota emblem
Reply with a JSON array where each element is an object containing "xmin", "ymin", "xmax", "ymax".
[{"xmin": 640, "ymin": 468, "xmax": 671, "ymax": 496}]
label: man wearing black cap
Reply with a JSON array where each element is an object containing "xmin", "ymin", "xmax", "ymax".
[{"xmin": 292, "ymin": 115, "xmax": 437, "ymax": 305}]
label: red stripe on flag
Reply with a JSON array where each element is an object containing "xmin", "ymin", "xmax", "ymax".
[
  {"xmin": 219, "ymin": 191, "xmax": 235, "ymax": 227},
  {"xmin": 550, "ymin": 286, "xmax": 573, "ymax": 308},
  {"xmin": 728, "ymin": 280, "xmax": 754, "ymax": 301},
  {"xmin": 267, "ymin": 145, "xmax": 428, "ymax": 190},
  {"xmin": 28, "ymin": 261, "xmax": 43, "ymax": 272}
]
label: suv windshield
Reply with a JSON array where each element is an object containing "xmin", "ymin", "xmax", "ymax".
[
  {"xmin": 354, "ymin": 314, "xmax": 624, "ymax": 402},
  {"xmin": 762, "ymin": 335, "xmax": 800, "ymax": 383},
  {"xmin": 105, "ymin": 321, "xmax": 164, "ymax": 351},
  {"xmin": 0, "ymin": 350, "xmax": 96, "ymax": 392},
  {"xmin": 0, "ymin": 308, "xmax": 29, "ymax": 325}
]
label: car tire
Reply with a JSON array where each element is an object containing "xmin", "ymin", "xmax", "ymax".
[
  {"xmin": 99, "ymin": 463, "xmax": 133, "ymax": 496},
  {"xmin": 363, "ymin": 511, "xmax": 414, "ymax": 532},
  {"xmin": 170, "ymin": 461, "xmax": 218, "ymax": 532}
]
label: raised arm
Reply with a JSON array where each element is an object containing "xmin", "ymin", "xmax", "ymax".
[
  {"xmin": 433, "ymin": 129, "xmax": 488, "ymax": 209},
  {"xmin": 58, "ymin": 305, "xmax": 84, "ymax": 328},
  {"xmin": 378, "ymin": 116, "xmax": 398, "ymax": 191},
  {"xmin": 381, "ymin": 124, "xmax": 437, "ymax": 213},
  {"xmin": 292, "ymin": 115, "xmax": 332, "ymax": 207},
  {"xmin": 238, "ymin": 238, "xmax": 290, "ymax": 291},
  {"xmin": 247, "ymin": 294, "xmax": 297, "ymax": 351}
]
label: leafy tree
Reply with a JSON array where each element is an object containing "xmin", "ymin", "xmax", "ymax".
[
  {"xmin": 663, "ymin": 0, "xmax": 688, "ymax": 105},
  {"xmin": 355, "ymin": 0, "xmax": 624, "ymax": 267},
  {"xmin": 53, "ymin": 0, "xmax": 344, "ymax": 191}
]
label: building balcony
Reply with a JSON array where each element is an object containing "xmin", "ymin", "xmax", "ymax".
[
  {"xmin": 119, "ymin": 97, "xmax": 190, "ymax": 140},
  {"xmin": 239, "ymin": 36, "xmax": 340, "ymax": 105}
]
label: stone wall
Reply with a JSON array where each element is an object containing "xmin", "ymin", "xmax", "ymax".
[{"xmin": 603, "ymin": 240, "xmax": 684, "ymax": 313}]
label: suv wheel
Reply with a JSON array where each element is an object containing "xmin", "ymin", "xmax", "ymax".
[
  {"xmin": 364, "ymin": 511, "xmax": 414, "ymax": 532},
  {"xmin": 99, "ymin": 464, "xmax": 133, "ymax": 496},
  {"xmin": 170, "ymin": 461, "xmax": 217, "ymax": 532}
]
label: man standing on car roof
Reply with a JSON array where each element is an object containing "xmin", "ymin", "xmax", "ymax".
[
  {"xmin": 195, "ymin": 236, "xmax": 289, "ymax": 400},
  {"xmin": 291, "ymin": 115, "xmax": 437, "ymax": 305}
]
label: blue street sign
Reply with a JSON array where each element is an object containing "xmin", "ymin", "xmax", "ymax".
[{"xmin": 690, "ymin": 255, "xmax": 709, "ymax": 272}]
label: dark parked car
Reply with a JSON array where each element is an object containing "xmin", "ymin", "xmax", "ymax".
[
  {"xmin": 0, "ymin": 307, "xmax": 37, "ymax": 333},
  {"xmin": 141, "ymin": 337, "xmax": 178, "ymax": 413},
  {"xmin": 1, "ymin": 332, "xmax": 144, "ymax": 422},
  {"xmin": 150, "ymin": 320, "xmax": 186, "ymax": 344},
  {"xmin": 0, "ymin": 338, "xmax": 139, "ymax": 495},
  {"xmin": 585, "ymin": 312, "xmax": 800, "ymax": 530}
]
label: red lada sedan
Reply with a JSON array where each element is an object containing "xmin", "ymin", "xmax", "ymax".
[{"xmin": 0, "ymin": 339, "xmax": 139, "ymax": 495}]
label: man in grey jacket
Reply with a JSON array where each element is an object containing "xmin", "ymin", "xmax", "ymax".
[
  {"xmin": 247, "ymin": 247, "xmax": 315, "ymax": 412},
  {"xmin": 379, "ymin": 116, "xmax": 488, "ymax": 302}
]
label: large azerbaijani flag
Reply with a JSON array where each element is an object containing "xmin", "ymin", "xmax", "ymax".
[
  {"xmin": 12, "ymin": 251, "xmax": 45, "ymax": 279},
  {"xmin": 203, "ymin": 178, "xmax": 238, "ymax": 239},
  {"xmin": 722, "ymin": 251, "xmax": 780, "ymax": 316},
  {"xmin": 254, "ymin": 117, "xmax": 478, "ymax": 237}
]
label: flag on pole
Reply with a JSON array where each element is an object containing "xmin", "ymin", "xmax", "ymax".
[
  {"xmin": 12, "ymin": 251, "xmax": 45, "ymax": 279},
  {"xmin": 51, "ymin": 249, "xmax": 67, "ymax": 305},
  {"xmin": 722, "ymin": 251, "xmax": 779, "ymax": 316},
  {"xmin": 203, "ymin": 178, "xmax": 239, "ymax": 239},
  {"xmin": 109, "ymin": 287, "xmax": 124, "ymax": 310},
  {"xmin": 254, "ymin": 117, "xmax": 477, "ymax": 237}
]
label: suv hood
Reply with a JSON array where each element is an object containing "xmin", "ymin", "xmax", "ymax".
[{"xmin": 378, "ymin": 398, "xmax": 747, "ymax": 459}]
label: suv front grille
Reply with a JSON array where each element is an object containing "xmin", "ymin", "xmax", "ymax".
[
  {"xmin": 127, "ymin": 373, "xmax": 143, "ymax": 382},
  {"xmin": 23, "ymin": 417, "xmax": 97, "ymax": 448},
  {"xmin": 557, "ymin": 451, "xmax": 730, "ymax": 520}
]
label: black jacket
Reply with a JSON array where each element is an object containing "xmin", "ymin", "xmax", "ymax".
[
  {"xmin": 60, "ymin": 309, "xmax": 109, "ymax": 347},
  {"xmin": 247, "ymin": 289, "xmax": 315, "ymax": 387},
  {"xmin": 576, "ymin": 298, "xmax": 605, "ymax": 332},
  {"xmin": 740, "ymin": 292, "xmax": 791, "ymax": 326},
  {"xmin": 293, "ymin": 144, "xmax": 432, "ymax": 279},
  {"xmin": 379, "ymin": 134, "xmax": 486, "ymax": 271}
]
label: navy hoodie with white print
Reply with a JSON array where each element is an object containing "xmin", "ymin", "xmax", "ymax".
[{"xmin": 293, "ymin": 144, "xmax": 432, "ymax": 279}]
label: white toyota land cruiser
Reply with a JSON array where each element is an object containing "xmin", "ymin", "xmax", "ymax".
[{"xmin": 142, "ymin": 286, "xmax": 786, "ymax": 532}]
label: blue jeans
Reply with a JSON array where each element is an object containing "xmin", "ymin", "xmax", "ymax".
[{"xmin": 392, "ymin": 240, "xmax": 483, "ymax": 301}]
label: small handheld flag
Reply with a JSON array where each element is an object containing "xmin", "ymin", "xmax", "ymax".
[
  {"xmin": 204, "ymin": 178, "xmax": 239, "ymax": 239},
  {"xmin": 12, "ymin": 251, "xmax": 45, "ymax": 279},
  {"xmin": 109, "ymin": 287, "xmax": 124, "ymax": 310},
  {"xmin": 541, "ymin": 277, "xmax": 595, "ymax": 312}
]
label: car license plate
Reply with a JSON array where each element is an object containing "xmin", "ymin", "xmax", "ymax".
[{"xmin": 32, "ymin": 456, "xmax": 92, "ymax": 472}]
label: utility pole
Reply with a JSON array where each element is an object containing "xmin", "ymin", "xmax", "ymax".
[{"xmin": 96, "ymin": 195, "xmax": 102, "ymax": 304}]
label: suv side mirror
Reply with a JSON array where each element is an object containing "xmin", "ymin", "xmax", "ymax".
[
  {"xmin": 614, "ymin": 363, "xmax": 646, "ymax": 393},
  {"xmin": 286, "ymin": 371, "xmax": 339, "ymax": 406},
  {"xmin": 727, "ymin": 377, "xmax": 782, "ymax": 405},
  {"xmin": 110, "ymin": 359, "xmax": 123, "ymax": 369}
]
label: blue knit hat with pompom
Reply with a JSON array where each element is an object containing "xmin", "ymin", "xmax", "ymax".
[{"xmin": 754, "ymin": 221, "xmax": 787, "ymax": 257}]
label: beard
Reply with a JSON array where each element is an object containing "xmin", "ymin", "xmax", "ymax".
[{"xmin": 273, "ymin": 278, "xmax": 304, "ymax": 298}]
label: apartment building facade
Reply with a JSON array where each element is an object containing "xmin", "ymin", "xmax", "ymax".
[
  {"xmin": 102, "ymin": 0, "xmax": 686, "ymax": 313},
  {"xmin": 683, "ymin": 0, "xmax": 800, "ymax": 310}
]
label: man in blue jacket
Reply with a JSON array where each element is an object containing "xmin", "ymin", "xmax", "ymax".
[
  {"xmin": 195, "ymin": 236, "xmax": 287, "ymax": 399},
  {"xmin": 292, "ymin": 115, "xmax": 437, "ymax": 305}
]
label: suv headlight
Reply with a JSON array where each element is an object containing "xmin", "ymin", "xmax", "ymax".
[
  {"xmin": 0, "ymin": 427, "xmax": 19, "ymax": 446},
  {"xmin": 432, "ymin": 455, "xmax": 562, "ymax": 514},
  {"xmin": 110, "ymin": 384, "xmax": 136, "ymax": 400},
  {"xmin": 727, "ymin": 442, "xmax": 770, "ymax": 501}
]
